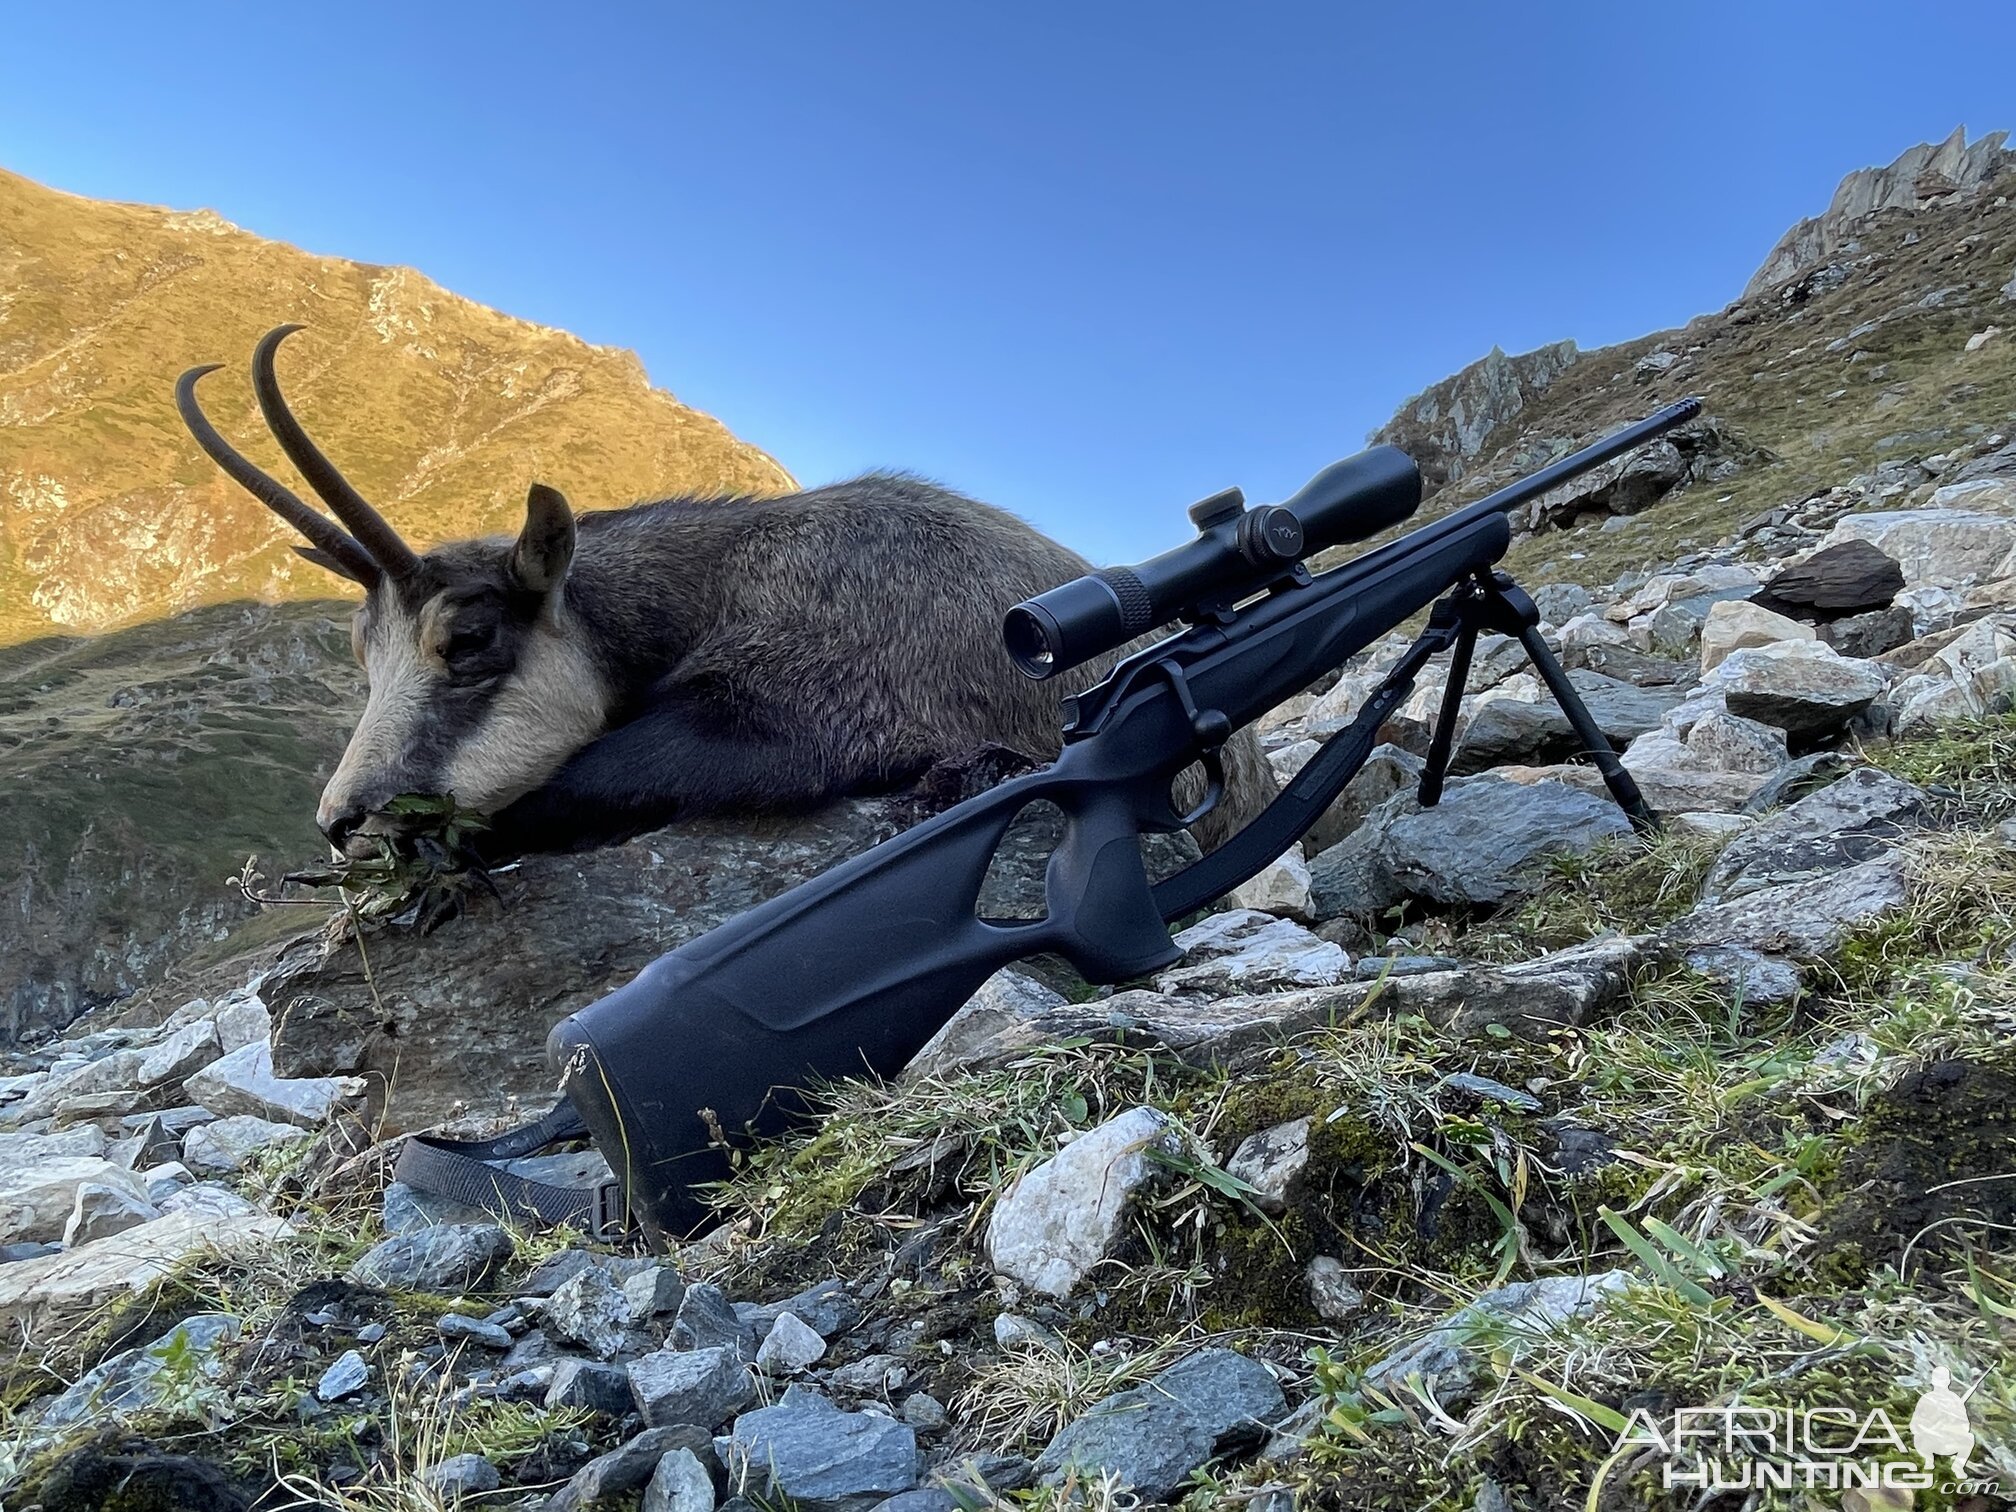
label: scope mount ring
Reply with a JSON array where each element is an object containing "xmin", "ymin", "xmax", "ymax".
[{"xmin": 1148, "ymin": 659, "xmax": 1229, "ymax": 827}]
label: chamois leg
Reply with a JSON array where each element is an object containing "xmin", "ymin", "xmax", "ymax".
[{"xmin": 481, "ymin": 701, "xmax": 841, "ymax": 857}]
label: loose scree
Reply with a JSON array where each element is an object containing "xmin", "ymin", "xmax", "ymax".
[{"xmin": 507, "ymin": 398, "xmax": 1702, "ymax": 1243}]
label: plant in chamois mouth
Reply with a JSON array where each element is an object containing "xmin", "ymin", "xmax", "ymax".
[{"xmin": 240, "ymin": 793, "xmax": 498, "ymax": 933}]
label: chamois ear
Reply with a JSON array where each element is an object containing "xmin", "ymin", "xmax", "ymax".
[{"xmin": 511, "ymin": 483, "xmax": 576, "ymax": 597}]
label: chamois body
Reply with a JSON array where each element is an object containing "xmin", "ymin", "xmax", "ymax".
[{"xmin": 177, "ymin": 329, "xmax": 1273, "ymax": 860}]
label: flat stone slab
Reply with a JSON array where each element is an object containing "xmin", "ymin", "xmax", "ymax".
[{"xmin": 0, "ymin": 1210, "xmax": 294, "ymax": 1331}]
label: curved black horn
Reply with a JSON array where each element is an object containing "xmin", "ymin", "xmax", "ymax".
[
  {"xmin": 176, "ymin": 364, "xmax": 380, "ymax": 585},
  {"xmin": 252, "ymin": 324, "xmax": 422, "ymax": 577}
]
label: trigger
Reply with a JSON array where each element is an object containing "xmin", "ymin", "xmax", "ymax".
[{"xmin": 1176, "ymin": 747, "xmax": 1226, "ymax": 827}]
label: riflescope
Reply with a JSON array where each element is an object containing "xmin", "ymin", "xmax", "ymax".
[{"xmin": 1004, "ymin": 445, "xmax": 1422, "ymax": 679}]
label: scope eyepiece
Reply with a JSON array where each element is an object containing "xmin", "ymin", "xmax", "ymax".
[{"xmin": 1004, "ymin": 445, "xmax": 1422, "ymax": 680}]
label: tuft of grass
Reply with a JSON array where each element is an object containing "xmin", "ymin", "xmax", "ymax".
[
  {"xmin": 1865, "ymin": 711, "xmax": 2016, "ymax": 824},
  {"xmin": 1467, "ymin": 827, "xmax": 1729, "ymax": 962}
]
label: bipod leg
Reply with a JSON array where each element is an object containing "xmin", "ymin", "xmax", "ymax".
[
  {"xmin": 1418, "ymin": 610, "xmax": 1479, "ymax": 810},
  {"xmin": 1514, "ymin": 621, "xmax": 1660, "ymax": 834}
]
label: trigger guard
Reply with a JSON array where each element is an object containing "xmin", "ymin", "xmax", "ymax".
[{"xmin": 1174, "ymin": 749, "xmax": 1226, "ymax": 828}]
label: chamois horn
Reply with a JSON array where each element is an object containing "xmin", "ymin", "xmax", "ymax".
[
  {"xmin": 252, "ymin": 324, "xmax": 422, "ymax": 578},
  {"xmin": 175, "ymin": 363, "xmax": 381, "ymax": 585}
]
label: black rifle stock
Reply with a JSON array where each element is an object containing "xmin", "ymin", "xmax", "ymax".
[{"xmin": 541, "ymin": 399, "xmax": 1702, "ymax": 1243}]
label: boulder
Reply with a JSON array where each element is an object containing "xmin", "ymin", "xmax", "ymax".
[
  {"xmin": 134, "ymin": 1020, "xmax": 223, "ymax": 1090},
  {"xmin": 984, "ymin": 1107, "xmax": 1184, "ymax": 1298},
  {"xmin": 1227, "ymin": 847, "xmax": 1315, "ymax": 922},
  {"xmin": 1704, "ymin": 641, "xmax": 1886, "ymax": 740},
  {"xmin": 1751, "ymin": 539, "xmax": 1904, "ymax": 619},
  {"xmin": 643, "ymin": 1448, "xmax": 716, "ymax": 1512},
  {"xmin": 906, "ymin": 971, "xmax": 1067, "ymax": 1082},
  {"xmin": 1698, "ymin": 600, "xmax": 1815, "ymax": 672},
  {"xmin": 1311, "ymin": 778, "xmax": 1632, "ymax": 919},
  {"xmin": 1700, "ymin": 769, "xmax": 1929, "ymax": 904},
  {"xmin": 1818, "ymin": 605, "xmax": 1915, "ymax": 659},
  {"xmin": 671, "ymin": 1282, "xmax": 758, "ymax": 1358},
  {"xmin": 1150, "ymin": 1348, "xmax": 1289, "ymax": 1451},
  {"xmin": 1224, "ymin": 1118, "xmax": 1312, "ymax": 1215},
  {"xmin": 1152, "ymin": 910, "xmax": 1349, "ymax": 996},
  {"xmin": 727, "ymin": 1388, "xmax": 920, "ymax": 1510},
  {"xmin": 182, "ymin": 1043, "xmax": 360, "ymax": 1128},
  {"xmin": 264, "ymin": 796, "xmax": 1198, "ymax": 1129},
  {"xmin": 1663, "ymin": 857, "xmax": 1910, "ymax": 960},
  {"xmin": 0, "ymin": 1157, "xmax": 151, "ymax": 1246},
  {"xmin": 546, "ymin": 1358, "xmax": 634, "ymax": 1415},
  {"xmin": 63, "ymin": 1182, "xmax": 159, "ymax": 1246},
  {"xmin": 1305, "ymin": 743, "xmax": 1424, "ymax": 856},
  {"xmin": 1449, "ymin": 671, "xmax": 1684, "ymax": 774},
  {"xmin": 0, "ymin": 1210, "xmax": 294, "ymax": 1331},
  {"xmin": 181, "ymin": 1115, "xmax": 310, "ymax": 1176},
  {"xmin": 537, "ymin": 1265, "xmax": 634, "ymax": 1360},
  {"xmin": 346, "ymin": 1222, "xmax": 514, "ymax": 1292},
  {"xmin": 1683, "ymin": 712, "xmax": 1789, "ymax": 775},
  {"xmin": 34, "ymin": 1313, "xmax": 241, "ymax": 1432},
  {"xmin": 1821, "ymin": 510, "xmax": 2016, "ymax": 588},
  {"xmin": 547, "ymin": 1426, "xmax": 718, "ymax": 1512},
  {"xmin": 1035, "ymin": 1386, "xmax": 1214, "ymax": 1502},
  {"xmin": 628, "ymin": 1345, "xmax": 756, "ymax": 1430}
]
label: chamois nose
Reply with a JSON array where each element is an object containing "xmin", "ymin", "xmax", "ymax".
[{"xmin": 318, "ymin": 805, "xmax": 365, "ymax": 849}]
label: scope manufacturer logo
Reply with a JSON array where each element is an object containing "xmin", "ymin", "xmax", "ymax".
[{"xmin": 1611, "ymin": 1369, "xmax": 1998, "ymax": 1497}]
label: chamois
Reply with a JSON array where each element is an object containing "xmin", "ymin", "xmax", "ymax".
[{"xmin": 177, "ymin": 327, "xmax": 1273, "ymax": 860}]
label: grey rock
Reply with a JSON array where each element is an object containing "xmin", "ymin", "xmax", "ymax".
[
  {"xmin": 756, "ymin": 1312, "xmax": 828, "ymax": 1374},
  {"xmin": 673, "ymin": 1282, "xmax": 759, "ymax": 1358},
  {"xmin": 1035, "ymin": 1384, "xmax": 1215, "ymax": 1501},
  {"xmin": 737, "ymin": 1278, "xmax": 861, "ymax": 1339},
  {"xmin": 1742, "ymin": 751, "xmax": 1859, "ymax": 812},
  {"xmin": 438, "ymin": 1313, "xmax": 514, "ymax": 1350},
  {"xmin": 1153, "ymin": 910, "xmax": 1349, "ymax": 996},
  {"xmin": 900, "ymin": 1391, "xmax": 948, "ymax": 1430},
  {"xmin": 183, "ymin": 1042, "xmax": 358, "ymax": 1128},
  {"xmin": 1363, "ymin": 1271, "xmax": 1632, "ymax": 1402},
  {"xmin": 1307, "ymin": 1256, "xmax": 1367, "ymax": 1322},
  {"xmin": 1313, "ymin": 779, "xmax": 1633, "ymax": 918},
  {"xmin": 181, "ymin": 1114, "xmax": 309, "ymax": 1176},
  {"xmin": 0, "ymin": 1126, "xmax": 107, "ymax": 1163},
  {"xmin": 347, "ymin": 1223, "xmax": 514, "ymax": 1293},
  {"xmin": 140, "ymin": 1162, "xmax": 194, "ymax": 1204},
  {"xmin": 62, "ymin": 1182, "xmax": 159, "ymax": 1246},
  {"xmin": 157, "ymin": 1181, "xmax": 258, "ymax": 1220},
  {"xmin": 110, "ymin": 1115, "xmax": 180, "ymax": 1172},
  {"xmin": 1701, "ymin": 768, "xmax": 1928, "ymax": 903},
  {"xmin": 1665, "ymin": 856, "xmax": 1910, "ymax": 961},
  {"xmin": 1439, "ymin": 1072, "xmax": 1543, "ymax": 1112},
  {"xmin": 1682, "ymin": 946, "xmax": 1804, "ymax": 1005},
  {"xmin": 984, "ymin": 1107, "xmax": 1183, "ymax": 1298},
  {"xmin": 317, "ymin": 1349, "xmax": 370, "ymax": 1402},
  {"xmin": 1533, "ymin": 582, "xmax": 1595, "ymax": 625},
  {"xmin": 518, "ymin": 1248, "xmax": 599, "ymax": 1297},
  {"xmin": 135, "ymin": 1020, "xmax": 223, "ymax": 1090},
  {"xmin": 1355, "ymin": 954, "xmax": 1462, "ymax": 979},
  {"xmin": 1305, "ymin": 742, "xmax": 1423, "ymax": 856},
  {"xmin": 1225, "ymin": 1118, "xmax": 1312, "ymax": 1216},
  {"xmin": 539, "ymin": 1264, "xmax": 634, "ymax": 1360},
  {"xmin": 644, "ymin": 1447, "xmax": 717, "ymax": 1512},
  {"xmin": 1820, "ymin": 605, "xmax": 1916, "ymax": 659},
  {"xmin": 876, "ymin": 1493, "xmax": 957, "ymax": 1512},
  {"xmin": 993, "ymin": 1313, "xmax": 1065, "ymax": 1354},
  {"xmin": 0, "ymin": 1157, "xmax": 152, "ymax": 1246},
  {"xmin": 35, "ymin": 1313, "xmax": 240, "ymax": 1431},
  {"xmin": 905, "ymin": 971, "xmax": 1068, "ymax": 1081},
  {"xmin": 1451, "ymin": 672, "xmax": 1684, "ymax": 773},
  {"xmin": 625, "ymin": 1264, "xmax": 688, "ymax": 1321},
  {"xmin": 1149, "ymin": 1347, "xmax": 1288, "ymax": 1450},
  {"xmin": 546, "ymin": 1357, "xmax": 635, "ymax": 1415},
  {"xmin": 828, "ymin": 1354, "xmax": 911, "ymax": 1394},
  {"xmin": 548, "ymin": 1425, "xmax": 718, "ymax": 1512},
  {"xmin": 630, "ymin": 1346, "xmax": 757, "ymax": 1430},
  {"xmin": 728, "ymin": 1388, "xmax": 920, "ymax": 1510},
  {"xmin": 423, "ymin": 1453, "xmax": 501, "ymax": 1496},
  {"xmin": 1753, "ymin": 539, "xmax": 1904, "ymax": 618},
  {"xmin": 1684, "ymin": 711, "xmax": 1789, "ymax": 775},
  {"xmin": 1707, "ymin": 640, "xmax": 1886, "ymax": 740}
]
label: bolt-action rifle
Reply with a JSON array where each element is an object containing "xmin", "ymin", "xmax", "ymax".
[{"xmin": 397, "ymin": 399, "xmax": 1701, "ymax": 1244}]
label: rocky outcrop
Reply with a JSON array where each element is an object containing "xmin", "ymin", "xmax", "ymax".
[
  {"xmin": 1371, "ymin": 341, "xmax": 1579, "ymax": 490},
  {"xmin": 1745, "ymin": 127, "xmax": 2015, "ymax": 296}
]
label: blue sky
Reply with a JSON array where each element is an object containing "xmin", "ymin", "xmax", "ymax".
[{"xmin": 1, "ymin": 3, "xmax": 2007, "ymax": 563}]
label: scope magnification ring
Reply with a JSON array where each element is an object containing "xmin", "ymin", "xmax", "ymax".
[{"xmin": 1094, "ymin": 566, "xmax": 1157, "ymax": 636}]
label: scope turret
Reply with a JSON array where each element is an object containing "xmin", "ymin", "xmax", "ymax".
[{"xmin": 1003, "ymin": 444, "xmax": 1421, "ymax": 679}]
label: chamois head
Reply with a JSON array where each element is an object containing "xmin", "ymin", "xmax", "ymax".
[{"xmin": 178, "ymin": 326, "xmax": 611, "ymax": 855}]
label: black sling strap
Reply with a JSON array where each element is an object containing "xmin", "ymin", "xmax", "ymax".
[{"xmin": 392, "ymin": 1099, "xmax": 630, "ymax": 1240}]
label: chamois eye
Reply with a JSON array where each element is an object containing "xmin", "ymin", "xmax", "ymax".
[{"xmin": 444, "ymin": 622, "xmax": 496, "ymax": 660}]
